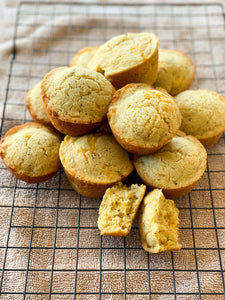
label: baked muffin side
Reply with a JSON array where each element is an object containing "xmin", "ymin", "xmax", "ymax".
[{"xmin": 98, "ymin": 182, "xmax": 146, "ymax": 237}]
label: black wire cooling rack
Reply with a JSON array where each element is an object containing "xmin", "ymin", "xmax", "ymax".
[{"xmin": 0, "ymin": 1, "xmax": 225, "ymax": 299}]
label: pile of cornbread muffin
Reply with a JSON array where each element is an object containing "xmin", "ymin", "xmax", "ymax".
[{"xmin": 1, "ymin": 33, "xmax": 225, "ymax": 253}]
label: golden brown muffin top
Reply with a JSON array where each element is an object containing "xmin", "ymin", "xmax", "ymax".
[
  {"xmin": 108, "ymin": 83, "xmax": 181, "ymax": 150},
  {"xmin": 154, "ymin": 49, "xmax": 195, "ymax": 96},
  {"xmin": 134, "ymin": 135, "xmax": 207, "ymax": 190},
  {"xmin": 0, "ymin": 123, "xmax": 61, "ymax": 177},
  {"xmin": 59, "ymin": 133, "xmax": 133, "ymax": 184},
  {"xmin": 134, "ymin": 135, "xmax": 207, "ymax": 189},
  {"xmin": 175, "ymin": 89, "xmax": 225, "ymax": 139},
  {"xmin": 41, "ymin": 66, "xmax": 115, "ymax": 123}
]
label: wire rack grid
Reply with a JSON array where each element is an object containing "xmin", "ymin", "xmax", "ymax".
[{"xmin": 0, "ymin": 1, "xmax": 225, "ymax": 299}]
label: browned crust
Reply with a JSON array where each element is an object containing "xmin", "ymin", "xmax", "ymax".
[
  {"xmin": 0, "ymin": 122, "xmax": 61, "ymax": 141},
  {"xmin": 135, "ymin": 174, "xmax": 202, "ymax": 199},
  {"xmin": 25, "ymin": 86, "xmax": 52, "ymax": 126},
  {"xmin": 64, "ymin": 169, "xmax": 122, "ymax": 198},
  {"xmin": 198, "ymin": 131, "xmax": 224, "ymax": 148},
  {"xmin": 45, "ymin": 108, "xmax": 104, "ymax": 136},
  {"xmin": 0, "ymin": 160, "xmax": 59, "ymax": 183},
  {"xmin": 140, "ymin": 239, "xmax": 182, "ymax": 253},
  {"xmin": 0, "ymin": 123, "xmax": 61, "ymax": 183},
  {"xmin": 41, "ymin": 67, "xmax": 107, "ymax": 136},
  {"xmin": 100, "ymin": 228, "xmax": 128, "ymax": 237},
  {"xmin": 161, "ymin": 181, "xmax": 201, "ymax": 199},
  {"xmin": 100, "ymin": 225, "xmax": 128, "ymax": 236},
  {"xmin": 108, "ymin": 124, "xmax": 175, "ymax": 155}
]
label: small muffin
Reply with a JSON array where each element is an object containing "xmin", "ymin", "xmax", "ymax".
[
  {"xmin": 25, "ymin": 81, "xmax": 51, "ymax": 126},
  {"xmin": 70, "ymin": 46, "xmax": 99, "ymax": 67},
  {"xmin": 107, "ymin": 83, "xmax": 181, "ymax": 154},
  {"xmin": 175, "ymin": 89, "xmax": 225, "ymax": 147},
  {"xmin": 138, "ymin": 189, "xmax": 181, "ymax": 253},
  {"xmin": 59, "ymin": 133, "xmax": 133, "ymax": 198},
  {"xmin": 98, "ymin": 182, "xmax": 146, "ymax": 237},
  {"xmin": 0, "ymin": 123, "xmax": 61, "ymax": 183},
  {"xmin": 41, "ymin": 66, "xmax": 115, "ymax": 136},
  {"xmin": 133, "ymin": 135, "xmax": 207, "ymax": 198},
  {"xmin": 88, "ymin": 32, "xmax": 159, "ymax": 89},
  {"xmin": 154, "ymin": 49, "xmax": 195, "ymax": 96}
]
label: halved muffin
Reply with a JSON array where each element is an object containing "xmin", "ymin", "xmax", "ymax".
[
  {"xmin": 138, "ymin": 189, "xmax": 181, "ymax": 253},
  {"xmin": 98, "ymin": 182, "xmax": 146, "ymax": 237}
]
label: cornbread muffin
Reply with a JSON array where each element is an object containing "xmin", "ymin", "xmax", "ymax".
[
  {"xmin": 41, "ymin": 66, "xmax": 115, "ymax": 136},
  {"xmin": 175, "ymin": 89, "xmax": 225, "ymax": 147},
  {"xmin": 87, "ymin": 32, "xmax": 159, "ymax": 89},
  {"xmin": 133, "ymin": 135, "xmax": 207, "ymax": 198},
  {"xmin": 70, "ymin": 46, "xmax": 99, "ymax": 67},
  {"xmin": 25, "ymin": 81, "xmax": 51, "ymax": 126},
  {"xmin": 59, "ymin": 133, "xmax": 133, "ymax": 198},
  {"xmin": 0, "ymin": 123, "xmax": 61, "ymax": 183},
  {"xmin": 154, "ymin": 49, "xmax": 195, "ymax": 96},
  {"xmin": 107, "ymin": 83, "xmax": 181, "ymax": 154},
  {"xmin": 98, "ymin": 182, "xmax": 146, "ymax": 236},
  {"xmin": 138, "ymin": 189, "xmax": 181, "ymax": 253}
]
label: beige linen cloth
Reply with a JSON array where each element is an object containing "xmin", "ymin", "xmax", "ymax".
[{"xmin": 0, "ymin": 0, "xmax": 225, "ymax": 298}]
